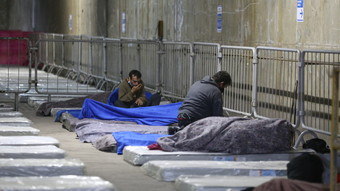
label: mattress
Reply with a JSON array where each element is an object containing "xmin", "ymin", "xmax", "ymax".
[
  {"xmin": 0, "ymin": 126, "xmax": 40, "ymax": 136},
  {"xmin": 141, "ymin": 160, "xmax": 288, "ymax": 181},
  {"xmin": 0, "ymin": 145, "xmax": 65, "ymax": 159},
  {"xmin": 0, "ymin": 158, "xmax": 84, "ymax": 177},
  {"xmin": 0, "ymin": 136, "xmax": 59, "ymax": 147},
  {"xmin": 123, "ymin": 146, "xmax": 312, "ymax": 166},
  {"xmin": 0, "ymin": 117, "xmax": 32, "ymax": 126},
  {"xmin": 0, "ymin": 175, "xmax": 116, "ymax": 191}
]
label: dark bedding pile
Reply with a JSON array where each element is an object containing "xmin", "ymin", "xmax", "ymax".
[{"xmin": 36, "ymin": 92, "xmax": 111, "ymax": 116}]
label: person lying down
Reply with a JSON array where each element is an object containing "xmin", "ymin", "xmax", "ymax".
[{"xmin": 150, "ymin": 116, "xmax": 295, "ymax": 154}]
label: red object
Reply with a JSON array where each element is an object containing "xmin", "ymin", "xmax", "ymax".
[
  {"xmin": 0, "ymin": 30, "xmax": 33, "ymax": 66},
  {"xmin": 338, "ymin": 173, "xmax": 340, "ymax": 183},
  {"xmin": 147, "ymin": 143, "xmax": 163, "ymax": 150}
]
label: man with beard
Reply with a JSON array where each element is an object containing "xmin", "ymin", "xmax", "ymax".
[
  {"xmin": 168, "ymin": 71, "xmax": 232, "ymax": 134},
  {"xmin": 114, "ymin": 70, "xmax": 160, "ymax": 108}
]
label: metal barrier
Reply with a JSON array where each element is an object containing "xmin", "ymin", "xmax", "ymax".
[
  {"xmin": 161, "ymin": 42, "xmax": 192, "ymax": 98},
  {"xmin": 192, "ymin": 43, "xmax": 220, "ymax": 82},
  {"xmin": 139, "ymin": 41, "xmax": 159, "ymax": 89},
  {"xmin": 221, "ymin": 46, "xmax": 255, "ymax": 116},
  {"xmin": 330, "ymin": 67, "xmax": 340, "ymax": 191},
  {"xmin": 105, "ymin": 38, "xmax": 122, "ymax": 82},
  {"xmin": 120, "ymin": 40, "xmax": 140, "ymax": 80},
  {"xmin": 37, "ymin": 33, "xmax": 48, "ymax": 68},
  {"xmin": 117, "ymin": 39, "xmax": 160, "ymax": 89},
  {"xmin": 31, "ymin": 33, "xmax": 340, "ymax": 148},
  {"xmin": 295, "ymin": 50, "xmax": 340, "ymax": 146},
  {"xmin": 34, "ymin": 36, "xmax": 103, "ymax": 95},
  {"xmin": 0, "ymin": 37, "xmax": 32, "ymax": 110},
  {"xmin": 254, "ymin": 47, "xmax": 300, "ymax": 126}
]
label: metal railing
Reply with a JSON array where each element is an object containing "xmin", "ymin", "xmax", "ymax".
[
  {"xmin": 161, "ymin": 42, "xmax": 191, "ymax": 98},
  {"xmin": 0, "ymin": 37, "xmax": 32, "ymax": 110},
  {"xmin": 32, "ymin": 34, "xmax": 340, "ymax": 146},
  {"xmin": 330, "ymin": 67, "xmax": 340, "ymax": 191},
  {"xmin": 221, "ymin": 46, "xmax": 255, "ymax": 116},
  {"xmin": 294, "ymin": 50, "xmax": 340, "ymax": 147},
  {"xmin": 254, "ymin": 47, "xmax": 300, "ymax": 126},
  {"xmin": 0, "ymin": 33, "xmax": 337, "ymax": 147}
]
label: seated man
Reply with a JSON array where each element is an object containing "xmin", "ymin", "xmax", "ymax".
[
  {"xmin": 114, "ymin": 70, "xmax": 161, "ymax": 108},
  {"xmin": 168, "ymin": 70, "xmax": 232, "ymax": 134}
]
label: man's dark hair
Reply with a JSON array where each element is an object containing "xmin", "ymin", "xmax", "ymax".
[
  {"xmin": 212, "ymin": 71, "xmax": 232, "ymax": 86},
  {"xmin": 129, "ymin": 70, "xmax": 142, "ymax": 78},
  {"xmin": 287, "ymin": 153, "xmax": 324, "ymax": 183}
]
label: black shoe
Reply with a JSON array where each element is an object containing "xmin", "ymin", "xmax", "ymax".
[{"xmin": 168, "ymin": 126, "xmax": 181, "ymax": 135}]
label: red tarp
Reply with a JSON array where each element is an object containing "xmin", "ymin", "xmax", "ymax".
[{"xmin": 0, "ymin": 30, "xmax": 33, "ymax": 66}]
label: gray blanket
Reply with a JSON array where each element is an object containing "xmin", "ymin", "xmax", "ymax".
[
  {"xmin": 92, "ymin": 134, "xmax": 117, "ymax": 152},
  {"xmin": 157, "ymin": 116, "xmax": 294, "ymax": 154},
  {"xmin": 61, "ymin": 112, "xmax": 136, "ymax": 132},
  {"xmin": 75, "ymin": 121, "xmax": 169, "ymax": 143},
  {"xmin": 36, "ymin": 92, "xmax": 111, "ymax": 116}
]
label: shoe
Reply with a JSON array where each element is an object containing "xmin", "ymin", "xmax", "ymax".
[{"xmin": 168, "ymin": 126, "xmax": 181, "ymax": 135}]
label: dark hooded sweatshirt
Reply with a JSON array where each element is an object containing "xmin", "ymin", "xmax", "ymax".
[{"xmin": 178, "ymin": 75, "xmax": 223, "ymax": 120}]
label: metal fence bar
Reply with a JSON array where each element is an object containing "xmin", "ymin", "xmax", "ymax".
[
  {"xmin": 34, "ymin": 36, "xmax": 102, "ymax": 95},
  {"xmin": 330, "ymin": 67, "xmax": 340, "ymax": 191},
  {"xmin": 161, "ymin": 42, "xmax": 191, "ymax": 98},
  {"xmin": 139, "ymin": 41, "xmax": 158, "ymax": 89},
  {"xmin": 120, "ymin": 40, "xmax": 140, "ymax": 81},
  {"xmin": 299, "ymin": 50, "xmax": 340, "ymax": 136},
  {"xmin": 221, "ymin": 46, "xmax": 255, "ymax": 116},
  {"xmin": 105, "ymin": 38, "xmax": 122, "ymax": 82},
  {"xmin": 192, "ymin": 42, "xmax": 219, "ymax": 82},
  {"xmin": 0, "ymin": 37, "xmax": 32, "ymax": 110},
  {"xmin": 254, "ymin": 47, "xmax": 300, "ymax": 126}
]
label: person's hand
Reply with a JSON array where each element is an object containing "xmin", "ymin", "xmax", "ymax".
[
  {"xmin": 135, "ymin": 98, "xmax": 144, "ymax": 106},
  {"xmin": 131, "ymin": 84, "xmax": 142, "ymax": 94}
]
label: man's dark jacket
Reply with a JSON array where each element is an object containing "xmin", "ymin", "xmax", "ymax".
[{"xmin": 178, "ymin": 75, "xmax": 223, "ymax": 120}]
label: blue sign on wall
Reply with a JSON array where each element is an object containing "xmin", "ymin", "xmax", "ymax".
[
  {"xmin": 296, "ymin": 0, "xmax": 304, "ymax": 22},
  {"xmin": 217, "ymin": 5, "xmax": 222, "ymax": 33},
  {"xmin": 297, "ymin": 0, "xmax": 304, "ymax": 8}
]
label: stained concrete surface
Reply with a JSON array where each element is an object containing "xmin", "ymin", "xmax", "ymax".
[{"xmin": 18, "ymin": 103, "xmax": 175, "ymax": 191}]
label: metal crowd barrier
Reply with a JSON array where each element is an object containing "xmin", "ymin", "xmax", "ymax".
[
  {"xmin": 294, "ymin": 50, "xmax": 340, "ymax": 147},
  {"xmin": 192, "ymin": 42, "xmax": 219, "ymax": 82},
  {"xmin": 34, "ymin": 36, "xmax": 104, "ymax": 95},
  {"xmin": 21, "ymin": 33, "xmax": 340, "ymax": 148},
  {"xmin": 254, "ymin": 47, "xmax": 300, "ymax": 126},
  {"xmin": 330, "ymin": 68, "xmax": 340, "ymax": 191},
  {"xmin": 221, "ymin": 46, "xmax": 255, "ymax": 116},
  {"xmin": 0, "ymin": 37, "xmax": 32, "ymax": 110},
  {"xmin": 105, "ymin": 38, "xmax": 122, "ymax": 82},
  {"xmin": 161, "ymin": 42, "xmax": 192, "ymax": 98}
]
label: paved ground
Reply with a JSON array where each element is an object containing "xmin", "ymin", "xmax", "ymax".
[{"xmin": 19, "ymin": 103, "xmax": 175, "ymax": 191}]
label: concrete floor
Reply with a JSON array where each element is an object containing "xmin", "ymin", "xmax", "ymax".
[{"xmin": 19, "ymin": 103, "xmax": 176, "ymax": 191}]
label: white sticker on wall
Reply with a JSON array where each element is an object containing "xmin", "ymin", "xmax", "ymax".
[
  {"xmin": 217, "ymin": 5, "xmax": 222, "ymax": 33},
  {"xmin": 68, "ymin": 15, "xmax": 73, "ymax": 31},
  {"xmin": 296, "ymin": 0, "xmax": 304, "ymax": 22},
  {"xmin": 121, "ymin": 12, "xmax": 126, "ymax": 33}
]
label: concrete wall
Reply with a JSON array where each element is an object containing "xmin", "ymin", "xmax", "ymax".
[
  {"xmin": 7, "ymin": 0, "xmax": 33, "ymax": 31},
  {"xmin": 0, "ymin": 0, "xmax": 107, "ymax": 36},
  {"xmin": 0, "ymin": 0, "xmax": 339, "ymax": 50},
  {"xmin": 0, "ymin": 0, "xmax": 9, "ymax": 30},
  {"xmin": 107, "ymin": 0, "xmax": 340, "ymax": 50}
]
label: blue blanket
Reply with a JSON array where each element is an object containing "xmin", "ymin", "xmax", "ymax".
[
  {"xmin": 112, "ymin": 131, "xmax": 169, "ymax": 154},
  {"xmin": 54, "ymin": 88, "xmax": 153, "ymax": 121},
  {"xmin": 79, "ymin": 99, "xmax": 182, "ymax": 126}
]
